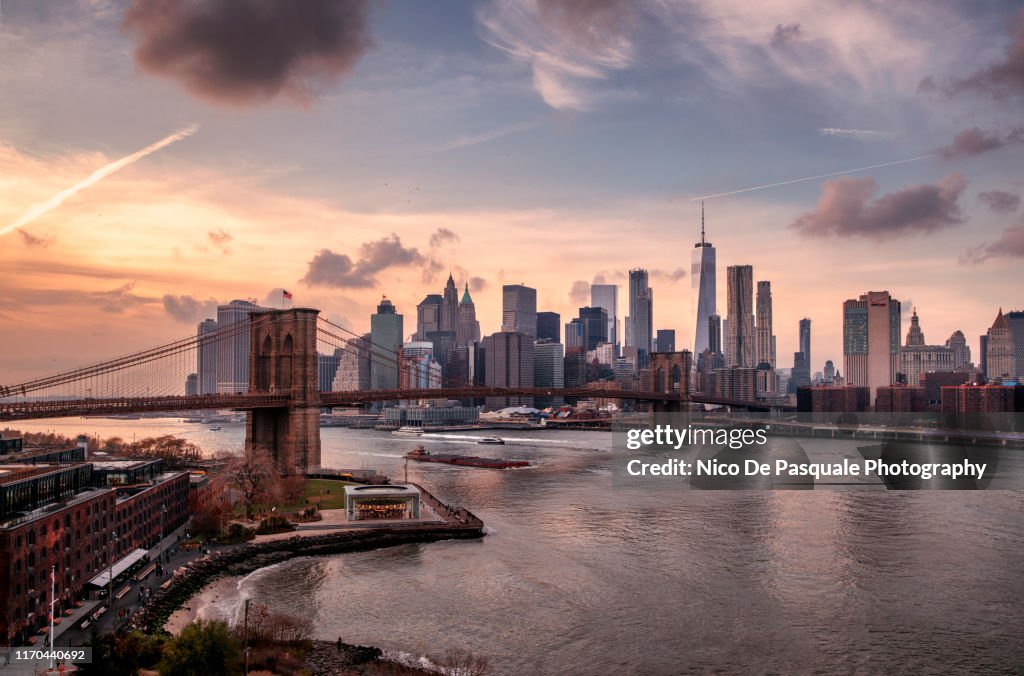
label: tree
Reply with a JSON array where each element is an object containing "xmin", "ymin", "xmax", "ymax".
[
  {"xmin": 159, "ymin": 619, "xmax": 242, "ymax": 676},
  {"xmin": 226, "ymin": 448, "xmax": 282, "ymax": 519},
  {"xmin": 440, "ymin": 648, "xmax": 491, "ymax": 676}
]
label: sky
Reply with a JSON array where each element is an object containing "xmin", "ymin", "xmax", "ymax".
[{"xmin": 1, "ymin": 0, "xmax": 1023, "ymax": 384}]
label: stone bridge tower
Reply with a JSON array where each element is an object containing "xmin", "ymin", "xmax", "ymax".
[
  {"xmin": 648, "ymin": 351, "xmax": 692, "ymax": 413},
  {"xmin": 245, "ymin": 308, "xmax": 321, "ymax": 474}
]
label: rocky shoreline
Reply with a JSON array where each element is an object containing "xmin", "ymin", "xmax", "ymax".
[{"xmin": 128, "ymin": 524, "xmax": 484, "ymax": 635}]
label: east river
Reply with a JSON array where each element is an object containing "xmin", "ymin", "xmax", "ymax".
[{"xmin": 14, "ymin": 417, "xmax": 1024, "ymax": 674}]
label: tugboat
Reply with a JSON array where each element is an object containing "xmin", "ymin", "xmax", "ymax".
[
  {"xmin": 477, "ymin": 437, "xmax": 505, "ymax": 445},
  {"xmin": 405, "ymin": 445, "xmax": 528, "ymax": 469}
]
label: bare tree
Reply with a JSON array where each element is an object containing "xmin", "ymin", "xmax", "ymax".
[
  {"xmin": 440, "ymin": 648, "xmax": 491, "ymax": 676},
  {"xmin": 226, "ymin": 448, "xmax": 282, "ymax": 520}
]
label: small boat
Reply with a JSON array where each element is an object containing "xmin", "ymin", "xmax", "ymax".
[
  {"xmin": 209, "ymin": 426, "xmax": 222, "ymax": 431},
  {"xmin": 478, "ymin": 437, "xmax": 505, "ymax": 445},
  {"xmin": 392, "ymin": 426, "xmax": 424, "ymax": 436}
]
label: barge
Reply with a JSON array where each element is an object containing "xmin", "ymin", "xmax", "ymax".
[{"xmin": 405, "ymin": 446, "xmax": 529, "ymax": 469}]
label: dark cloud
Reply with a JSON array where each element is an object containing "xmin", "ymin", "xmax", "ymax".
[
  {"xmin": 207, "ymin": 229, "xmax": 233, "ymax": 253},
  {"xmin": 978, "ymin": 190, "xmax": 1021, "ymax": 214},
  {"xmin": 301, "ymin": 234, "xmax": 432, "ymax": 289},
  {"xmin": 163, "ymin": 293, "xmax": 218, "ymax": 322},
  {"xmin": 920, "ymin": 9, "xmax": 1024, "ymax": 100},
  {"xmin": 122, "ymin": 0, "xmax": 373, "ymax": 107},
  {"xmin": 569, "ymin": 280, "xmax": 590, "ymax": 306},
  {"xmin": 962, "ymin": 224, "xmax": 1024, "ymax": 264},
  {"xmin": 17, "ymin": 229, "xmax": 53, "ymax": 248},
  {"xmin": 790, "ymin": 174, "xmax": 968, "ymax": 239},
  {"xmin": 469, "ymin": 276, "xmax": 488, "ymax": 293},
  {"xmin": 429, "ymin": 227, "xmax": 459, "ymax": 247},
  {"xmin": 771, "ymin": 23, "xmax": 802, "ymax": 48},
  {"xmin": 938, "ymin": 127, "xmax": 1023, "ymax": 159}
]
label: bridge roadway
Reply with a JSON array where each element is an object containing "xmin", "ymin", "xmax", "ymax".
[{"xmin": 0, "ymin": 388, "xmax": 791, "ymax": 422}]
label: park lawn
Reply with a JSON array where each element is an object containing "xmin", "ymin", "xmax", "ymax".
[{"xmin": 280, "ymin": 478, "xmax": 354, "ymax": 512}]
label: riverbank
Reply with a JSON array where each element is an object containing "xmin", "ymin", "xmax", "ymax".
[{"xmin": 130, "ymin": 522, "xmax": 484, "ymax": 635}]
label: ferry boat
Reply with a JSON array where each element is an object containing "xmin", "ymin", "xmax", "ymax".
[
  {"xmin": 477, "ymin": 437, "xmax": 505, "ymax": 445},
  {"xmin": 208, "ymin": 426, "xmax": 222, "ymax": 432},
  {"xmin": 405, "ymin": 446, "xmax": 528, "ymax": 469},
  {"xmin": 392, "ymin": 426, "xmax": 424, "ymax": 437}
]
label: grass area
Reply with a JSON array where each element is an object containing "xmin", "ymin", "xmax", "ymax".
[{"xmin": 279, "ymin": 478, "xmax": 354, "ymax": 512}]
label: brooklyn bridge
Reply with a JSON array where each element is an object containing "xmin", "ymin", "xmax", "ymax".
[{"xmin": 0, "ymin": 308, "xmax": 782, "ymax": 472}]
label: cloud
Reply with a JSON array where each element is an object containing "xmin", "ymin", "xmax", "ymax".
[
  {"xmin": 790, "ymin": 174, "xmax": 968, "ymax": 239},
  {"xmin": 17, "ymin": 229, "xmax": 54, "ymax": 248},
  {"xmin": 301, "ymin": 234, "xmax": 433, "ymax": 289},
  {"xmin": 569, "ymin": 280, "xmax": 590, "ymax": 305},
  {"xmin": 429, "ymin": 227, "xmax": 459, "ymax": 247},
  {"xmin": 163, "ymin": 293, "xmax": 218, "ymax": 322},
  {"xmin": 468, "ymin": 276, "xmax": 488, "ymax": 293},
  {"xmin": 818, "ymin": 128, "xmax": 890, "ymax": 140},
  {"xmin": 205, "ymin": 229, "xmax": 233, "ymax": 254},
  {"xmin": 770, "ymin": 23, "xmax": 802, "ymax": 48},
  {"xmin": 122, "ymin": 0, "xmax": 373, "ymax": 107},
  {"xmin": 938, "ymin": 127, "xmax": 1024, "ymax": 159},
  {"xmin": 920, "ymin": 8, "xmax": 1024, "ymax": 100},
  {"xmin": 978, "ymin": 190, "xmax": 1021, "ymax": 214},
  {"xmin": 651, "ymin": 268, "xmax": 687, "ymax": 282},
  {"xmin": 962, "ymin": 224, "xmax": 1024, "ymax": 264},
  {"xmin": 477, "ymin": 0, "xmax": 636, "ymax": 110}
]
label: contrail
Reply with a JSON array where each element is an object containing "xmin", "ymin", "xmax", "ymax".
[
  {"xmin": 1, "ymin": 124, "xmax": 200, "ymax": 237},
  {"xmin": 689, "ymin": 153, "xmax": 937, "ymax": 202}
]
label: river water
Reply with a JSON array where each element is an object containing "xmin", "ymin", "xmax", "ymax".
[{"xmin": 14, "ymin": 418, "xmax": 1024, "ymax": 674}]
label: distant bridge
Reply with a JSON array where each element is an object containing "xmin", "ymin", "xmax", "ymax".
[{"xmin": 1, "ymin": 308, "xmax": 787, "ymax": 471}]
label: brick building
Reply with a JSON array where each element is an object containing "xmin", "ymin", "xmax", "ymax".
[
  {"xmin": 797, "ymin": 386, "xmax": 871, "ymax": 413},
  {"xmin": 0, "ymin": 458, "xmax": 188, "ymax": 645}
]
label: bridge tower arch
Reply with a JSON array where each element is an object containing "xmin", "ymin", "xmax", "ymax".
[
  {"xmin": 648, "ymin": 351, "xmax": 692, "ymax": 413},
  {"xmin": 245, "ymin": 308, "xmax": 321, "ymax": 474}
]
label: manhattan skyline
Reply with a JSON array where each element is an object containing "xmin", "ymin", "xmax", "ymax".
[{"xmin": 1, "ymin": 1, "xmax": 1023, "ymax": 383}]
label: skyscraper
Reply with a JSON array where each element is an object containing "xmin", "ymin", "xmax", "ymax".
[
  {"xmin": 457, "ymin": 283, "xmax": 481, "ymax": 346},
  {"xmin": 370, "ymin": 297, "xmax": 403, "ymax": 391},
  {"xmin": 945, "ymin": 330, "xmax": 971, "ymax": 370},
  {"xmin": 196, "ymin": 318, "xmax": 218, "ymax": 395},
  {"xmin": 755, "ymin": 281, "xmax": 776, "ymax": 367},
  {"xmin": 898, "ymin": 309, "xmax": 954, "ymax": 386},
  {"xmin": 536, "ymin": 311, "xmax": 561, "ymax": 343},
  {"xmin": 483, "ymin": 331, "xmax": 534, "ymax": 408},
  {"xmin": 799, "ymin": 318, "xmax": 812, "ymax": 373},
  {"xmin": 1005, "ymin": 310, "xmax": 1024, "ymax": 378},
  {"xmin": 577, "ymin": 306, "xmax": 609, "ymax": 351},
  {"xmin": 708, "ymin": 314, "xmax": 722, "ymax": 354},
  {"xmin": 627, "ymin": 269, "xmax": 653, "ymax": 365},
  {"xmin": 441, "ymin": 273, "xmax": 460, "ymax": 335},
  {"xmin": 415, "ymin": 294, "xmax": 443, "ymax": 340},
  {"xmin": 590, "ymin": 284, "xmax": 619, "ymax": 354},
  {"xmin": 502, "ymin": 284, "xmax": 537, "ymax": 337},
  {"xmin": 843, "ymin": 291, "xmax": 901, "ymax": 403},
  {"xmin": 533, "ymin": 339, "xmax": 565, "ymax": 408},
  {"xmin": 985, "ymin": 308, "xmax": 1016, "ymax": 381},
  {"xmin": 655, "ymin": 329, "xmax": 676, "ymax": 353},
  {"xmin": 725, "ymin": 265, "xmax": 754, "ymax": 367},
  {"xmin": 691, "ymin": 203, "xmax": 716, "ymax": 360},
  {"xmin": 216, "ymin": 299, "xmax": 266, "ymax": 394},
  {"xmin": 332, "ymin": 335, "xmax": 372, "ymax": 391}
]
